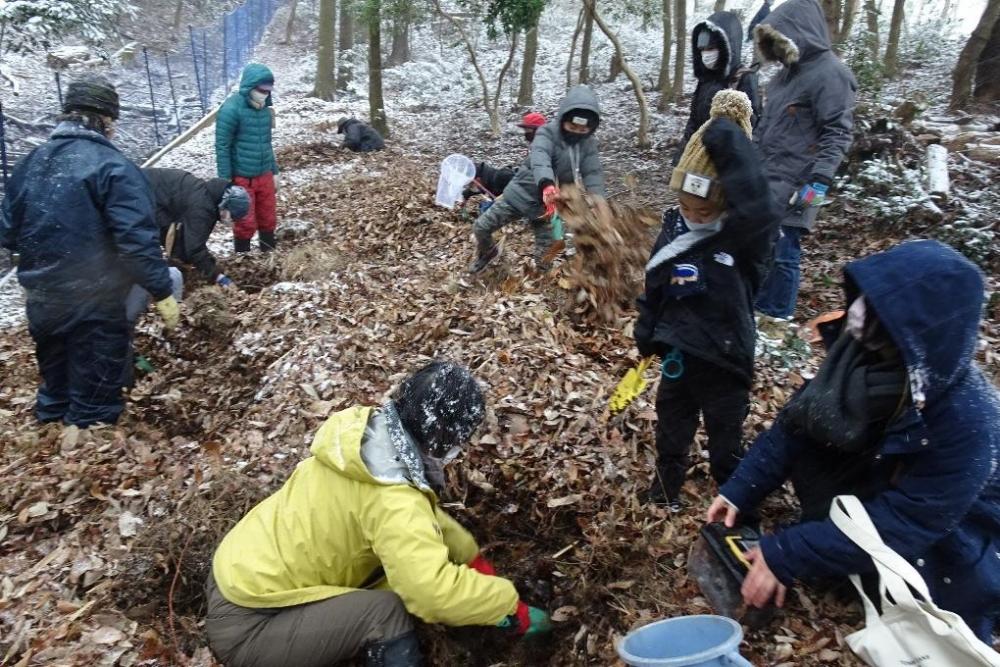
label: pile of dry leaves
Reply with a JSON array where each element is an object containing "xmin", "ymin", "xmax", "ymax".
[
  {"xmin": 556, "ymin": 184, "xmax": 659, "ymax": 323},
  {"xmin": 1, "ymin": 137, "xmax": 997, "ymax": 667}
]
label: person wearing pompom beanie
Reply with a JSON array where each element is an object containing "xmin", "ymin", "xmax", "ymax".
[
  {"xmin": 205, "ymin": 361, "xmax": 551, "ymax": 667},
  {"xmin": 635, "ymin": 90, "xmax": 779, "ymax": 511}
]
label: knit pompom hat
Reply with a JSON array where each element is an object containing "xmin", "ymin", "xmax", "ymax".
[{"xmin": 669, "ymin": 89, "xmax": 753, "ymax": 207}]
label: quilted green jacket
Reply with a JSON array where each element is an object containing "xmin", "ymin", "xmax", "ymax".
[{"xmin": 215, "ymin": 63, "xmax": 278, "ymax": 180}]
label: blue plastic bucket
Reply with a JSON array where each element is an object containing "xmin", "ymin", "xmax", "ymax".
[{"xmin": 617, "ymin": 615, "xmax": 753, "ymax": 667}]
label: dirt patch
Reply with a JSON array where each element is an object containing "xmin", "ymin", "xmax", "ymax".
[{"xmin": 279, "ymin": 241, "xmax": 347, "ymax": 282}]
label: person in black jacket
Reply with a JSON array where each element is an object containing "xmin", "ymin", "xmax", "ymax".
[
  {"xmin": 0, "ymin": 77, "xmax": 177, "ymax": 427},
  {"xmin": 675, "ymin": 11, "xmax": 760, "ymax": 164},
  {"xmin": 142, "ymin": 168, "xmax": 251, "ymax": 287},
  {"xmin": 635, "ymin": 90, "xmax": 778, "ymax": 510},
  {"xmin": 337, "ymin": 117, "xmax": 385, "ymax": 152}
]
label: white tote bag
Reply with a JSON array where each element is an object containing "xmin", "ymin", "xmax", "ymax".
[{"xmin": 830, "ymin": 495, "xmax": 1000, "ymax": 667}]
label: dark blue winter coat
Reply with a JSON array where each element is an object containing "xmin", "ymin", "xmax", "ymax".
[
  {"xmin": 720, "ymin": 240, "xmax": 1000, "ymax": 639},
  {"xmin": 0, "ymin": 122, "xmax": 172, "ymax": 326},
  {"xmin": 340, "ymin": 119, "xmax": 385, "ymax": 153}
]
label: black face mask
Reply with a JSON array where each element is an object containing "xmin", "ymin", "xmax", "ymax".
[
  {"xmin": 524, "ymin": 130, "xmax": 536, "ymax": 144},
  {"xmin": 562, "ymin": 130, "xmax": 587, "ymax": 145}
]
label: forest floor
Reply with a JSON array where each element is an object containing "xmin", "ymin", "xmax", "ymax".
[{"xmin": 1, "ymin": 4, "xmax": 999, "ymax": 666}]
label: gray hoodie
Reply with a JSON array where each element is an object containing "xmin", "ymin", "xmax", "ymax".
[
  {"xmin": 502, "ymin": 85, "xmax": 607, "ymax": 218},
  {"xmin": 754, "ymin": 0, "xmax": 857, "ymax": 230}
]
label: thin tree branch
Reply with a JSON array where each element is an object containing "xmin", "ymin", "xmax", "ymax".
[{"xmin": 581, "ymin": 0, "xmax": 650, "ymax": 148}]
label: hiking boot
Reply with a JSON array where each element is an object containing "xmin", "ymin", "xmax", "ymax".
[
  {"xmin": 365, "ymin": 631, "xmax": 423, "ymax": 667},
  {"xmin": 645, "ymin": 476, "xmax": 683, "ymax": 512},
  {"xmin": 259, "ymin": 231, "xmax": 277, "ymax": 252},
  {"xmin": 468, "ymin": 244, "xmax": 501, "ymax": 274},
  {"xmin": 234, "ymin": 237, "xmax": 252, "ymax": 253}
]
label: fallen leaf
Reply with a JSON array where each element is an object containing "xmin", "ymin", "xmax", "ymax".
[
  {"xmin": 118, "ymin": 511, "xmax": 144, "ymax": 538},
  {"xmin": 551, "ymin": 605, "xmax": 578, "ymax": 622},
  {"xmin": 547, "ymin": 494, "xmax": 583, "ymax": 508},
  {"xmin": 90, "ymin": 626, "xmax": 125, "ymax": 645}
]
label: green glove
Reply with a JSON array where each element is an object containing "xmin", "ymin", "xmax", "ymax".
[{"xmin": 497, "ymin": 601, "xmax": 552, "ymax": 637}]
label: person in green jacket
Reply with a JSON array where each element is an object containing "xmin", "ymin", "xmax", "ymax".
[
  {"xmin": 215, "ymin": 63, "xmax": 280, "ymax": 252},
  {"xmin": 206, "ymin": 361, "xmax": 551, "ymax": 667}
]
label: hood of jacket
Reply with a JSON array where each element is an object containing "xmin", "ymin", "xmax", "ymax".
[
  {"xmin": 755, "ymin": 0, "xmax": 830, "ymax": 66},
  {"xmin": 558, "ymin": 85, "xmax": 601, "ymax": 125},
  {"xmin": 205, "ymin": 177, "xmax": 230, "ymax": 207},
  {"xmin": 693, "ymin": 11, "xmax": 745, "ymax": 79},
  {"xmin": 338, "ymin": 118, "xmax": 359, "ymax": 133},
  {"xmin": 310, "ymin": 405, "xmax": 433, "ymax": 493},
  {"xmin": 239, "ymin": 63, "xmax": 274, "ymax": 105},
  {"xmin": 843, "ymin": 240, "xmax": 984, "ymax": 406}
]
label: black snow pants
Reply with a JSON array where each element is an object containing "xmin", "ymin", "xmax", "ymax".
[
  {"xmin": 27, "ymin": 300, "xmax": 130, "ymax": 427},
  {"xmin": 654, "ymin": 352, "xmax": 749, "ymax": 501}
]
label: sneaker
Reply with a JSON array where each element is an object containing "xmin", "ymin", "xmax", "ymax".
[
  {"xmin": 468, "ymin": 244, "xmax": 501, "ymax": 274},
  {"xmin": 756, "ymin": 313, "xmax": 792, "ymax": 340},
  {"xmin": 646, "ymin": 475, "xmax": 680, "ymax": 507}
]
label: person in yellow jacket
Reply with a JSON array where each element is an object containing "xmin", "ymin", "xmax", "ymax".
[{"xmin": 205, "ymin": 361, "xmax": 551, "ymax": 667}]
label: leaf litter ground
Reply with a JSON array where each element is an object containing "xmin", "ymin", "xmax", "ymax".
[{"xmin": 2, "ymin": 8, "xmax": 1000, "ymax": 667}]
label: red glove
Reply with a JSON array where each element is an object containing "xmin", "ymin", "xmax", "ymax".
[
  {"xmin": 514, "ymin": 601, "xmax": 532, "ymax": 635},
  {"xmin": 542, "ymin": 184, "xmax": 560, "ymax": 217},
  {"xmin": 468, "ymin": 553, "xmax": 497, "ymax": 576}
]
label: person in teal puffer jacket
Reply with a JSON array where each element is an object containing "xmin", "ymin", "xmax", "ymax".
[{"xmin": 215, "ymin": 63, "xmax": 280, "ymax": 252}]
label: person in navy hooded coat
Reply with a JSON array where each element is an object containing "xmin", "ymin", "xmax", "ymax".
[
  {"xmin": 0, "ymin": 76, "xmax": 176, "ymax": 427},
  {"xmin": 707, "ymin": 240, "xmax": 1000, "ymax": 640}
]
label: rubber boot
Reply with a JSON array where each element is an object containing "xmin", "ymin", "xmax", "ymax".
[
  {"xmin": 259, "ymin": 230, "xmax": 277, "ymax": 252},
  {"xmin": 364, "ymin": 631, "xmax": 423, "ymax": 667},
  {"xmin": 234, "ymin": 237, "xmax": 252, "ymax": 253}
]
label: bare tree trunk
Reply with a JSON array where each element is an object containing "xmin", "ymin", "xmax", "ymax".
[
  {"xmin": 337, "ymin": 1, "xmax": 354, "ymax": 90},
  {"xmin": 579, "ymin": 2, "xmax": 596, "ymax": 84},
  {"xmin": 954, "ymin": 0, "xmax": 1000, "ymax": 107},
  {"xmin": 368, "ymin": 2, "xmax": 389, "ymax": 136},
  {"xmin": 883, "ymin": 0, "xmax": 906, "ymax": 77},
  {"xmin": 607, "ymin": 53, "xmax": 622, "ymax": 82},
  {"xmin": 839, "ymin": 0, "xmax": 859, "ymax": 44},
  {"xmin": 518, "ymin": 25, "xmax": 539, "ymax": 106},
  {"xmin": 714, "ymin": 0, "xmax": 726, "ymax": 10},
  {"xmin": 671, "ymin": 0, "xmax": 686, "ymax": 100},
  {"xmin": 583, "ymin": 0, "xmax": 650, "ymax": 148},
  {"xmin": 173, "ymin": 0, "xmax": 185, "ymax": 32},
  {"xmin": 492, "ymin": 33, "xmax": 520, "ymax": 117},
  {"xmin": 430, "ymin": 0, "xmax": 507, "ymax": 136},
  {"xmin": 313, "ymin": 0, "xmax": 337, "ymax": 100},
  {"xmin": 284, "ymin": 0, "xmax": 300, "ymax": 43},
  {"xmin": 864, "ymin": 0, "xmax": 879, "ymax": 59},
  {"xmin": 388, "ymin": 16, "xmax": 410, "ymax": 66},
  {"xmin": 951, "ymin": 0, "xmax": 1000, "ymax": 108},
  {"xmin": 822, "ymin": 0, "xmax": 842, "ymax": 43},
  {"xmin": 566, "ymin": 7, "xmax": 585, "ymax": 90},
  {"xmin": 974, "ymin": 8, "xmax": 1000, "ymax": 102},
  {"xmin": 657, "ymin": 0, "xmax": 672, "ymax": 111}
]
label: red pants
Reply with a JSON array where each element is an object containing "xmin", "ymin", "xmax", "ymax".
[{"xmin": 232, "ymin": 173, "xmax": 277, "ymax": 241}]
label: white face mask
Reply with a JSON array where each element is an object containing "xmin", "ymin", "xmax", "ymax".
[
  {"xmin": 846, "ymin": 296, "xmax": 867, "ymax": 342},
  {"xmin": 249, "ymin": 89, "xmax": 268, "ymax": 107},
  {"xmin": 701, "ymin": 49, "xmax": 721, "ymax": 70},
  {"xmin": 681, "ymin": 211, "xmax": 726, "ymax": 232}
]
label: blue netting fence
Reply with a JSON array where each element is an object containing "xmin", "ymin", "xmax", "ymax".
[{"xmin": 0, "ymin": 0, "xmax": 283, "ymax": 192}]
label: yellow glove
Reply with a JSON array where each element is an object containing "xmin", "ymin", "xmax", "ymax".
[
  {"xmin": 155, "ymin": 296, "xmax": 179, "ymax": 330},
  {"xmin": 609, "ymin": 357, "xmax": 654, "ymax": 414}
]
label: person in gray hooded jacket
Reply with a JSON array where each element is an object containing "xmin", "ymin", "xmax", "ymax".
[
  {"xmin": 752, "ymin": 0, "xmax": 857, "ymax": 320},
  {"xmin": 469, "ymin": 85, "xmax": 606, "ymax": 274}
]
